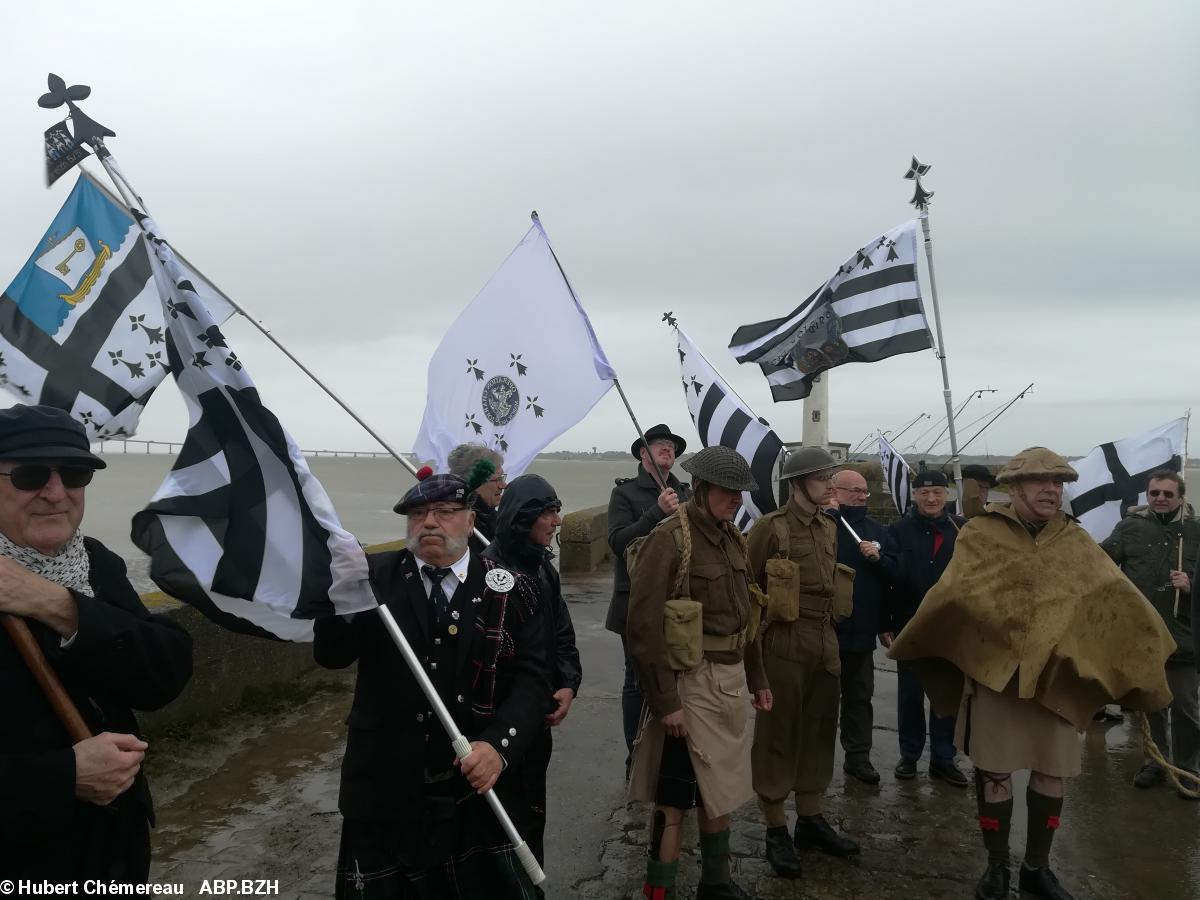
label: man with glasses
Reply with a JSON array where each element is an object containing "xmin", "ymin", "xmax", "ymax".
[
  {"xmin": 827, "ymin": 469, "xmax": 890, "ymax": 784},
  {"xmin": 880, "ymin": 469, "xmax": 969, "ymax": 787},
  {"xmin": 749, "ymin": 447, "xmax": 860, "ymax": 880},
  {"xmin": 447, "ymin": 443, "xmax": 506, "ymax": 544},
  {"xmin": 315, "ymin": 471, "xmax": 550, "ymax": 898},
  {"xmin": 606, "ymin": 423, "xmax": 690, "ymax": 772},
  {"xmin": 0, "ymin": 404, "xmax": 193, "ymax": 883},
  {"xmin": 889, "ymin": 448, "xmax": 1174, "ymax": 900},
  {"xmin": 1101, "ymin": 469, "xmax": 1199, "ymax": 794},
  {"xmin": 482, "ymin": 473, "xmax": 581, "ymax": 868}
]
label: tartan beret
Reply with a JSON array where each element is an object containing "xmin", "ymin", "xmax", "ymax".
[{"xmin": 393, "ymin": 473, "xmax": 469, "ymax": 514}]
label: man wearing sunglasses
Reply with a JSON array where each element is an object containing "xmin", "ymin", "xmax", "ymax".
[
  {"xmin": 483, "ymin": 473, "xmax": 582, "ymax": 868},
  {"xmin": 0, "ymin": 404, "xmax": 193, "ymax": 883},
  {"xmin": 1101, "ymin": 469, "xmax": 1199, "ymax": 795},
  {"xmin": 315, "ymin": 471, "xmax": 550, "ymax": 898}
]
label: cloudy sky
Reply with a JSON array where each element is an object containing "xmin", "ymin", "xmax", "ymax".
[{"xmin": 0, "ymin": 2, "xmax": 1196, "ymax": 461}]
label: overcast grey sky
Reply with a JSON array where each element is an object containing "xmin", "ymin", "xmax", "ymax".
[{"xmin": 1, "ymin": 2, "xmax": 1196, "ymax": 459}]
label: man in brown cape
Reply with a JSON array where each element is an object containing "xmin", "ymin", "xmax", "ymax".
[{"xmin": 888, "ymin": 447, "xmax": 1174, "ymax": 900}]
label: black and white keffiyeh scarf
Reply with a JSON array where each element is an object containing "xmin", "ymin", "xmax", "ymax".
[{"xmin": 0, "ymin": 530, "xmax": 92, "ymax": 596}]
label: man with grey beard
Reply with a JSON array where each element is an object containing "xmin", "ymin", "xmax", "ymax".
[{"xmin": 315, "ymin": 472, "xmax": 551, "ymax": 898}]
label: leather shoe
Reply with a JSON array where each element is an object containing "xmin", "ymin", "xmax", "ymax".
[
  {"xmin": 974, "ymin": 862, "xmax": 1009, "ymax": 900},
  {"xmin": 694, "ymin": 879, "xmax": 755, "ymax": 900},
  {"xmin": 765, "ymin": 826, "xmax": 802, "ymax": 879},
  {"xmin": 1018, "ymin": 864, "xmax": 1076, "ymax": 900},
  {"xmin": 793, "ymin": 815, "xmax": 860, "ymax": 857},
  {"xmin": 894, "ymin": 757, "xmax": 918, "ymax": 780},
  {"xmin": 930, "ymin": 759, "xmax": 969, "ymax": 787},
  {"xmin": 1133, "ymin": 763, "xmax": 1164, "ymax": 789},
  {"xmin": 844, "ymin": 758, "xmax": 881, "ymax": 784}
]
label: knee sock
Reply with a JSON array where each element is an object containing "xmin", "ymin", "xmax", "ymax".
[
  {"xmin": 643, "ymin": 858, "xmax": 678, "ymax": 900},
  {"xmin": 698, "ymin": 829, "xmax": 731, "ymax": 885},
  {"xmin": 1024, "ymin": 788, "xmax": 1063, "ymax": 869},
  {"xmin": 974, "ymin": 770, "xmax": 1012, "ymax": 865}
]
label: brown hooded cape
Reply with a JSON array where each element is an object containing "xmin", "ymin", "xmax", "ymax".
[{"xmin": 888, "ymin": 503, "xmax": 1175, "ymax": 729}]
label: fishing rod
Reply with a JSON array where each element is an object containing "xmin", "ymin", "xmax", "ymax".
[{"xmin": 923, "ymin": 387, "xmax": 997, "ymax": 455}]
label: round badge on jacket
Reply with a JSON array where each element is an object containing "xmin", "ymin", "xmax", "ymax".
[{"xmin": 485, "ymin": 568, "xmax": 516, "ymax": 593}]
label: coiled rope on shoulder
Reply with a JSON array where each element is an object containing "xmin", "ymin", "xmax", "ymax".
[{"xmin": 672, "ymin": 505, "xmax": 693, "ymax": 600}]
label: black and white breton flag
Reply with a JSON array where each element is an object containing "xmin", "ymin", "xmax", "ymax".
[
  {"xmin": 878, "ymin": 433, "xmax": 912, "ymax": 517},
  {"xmin": 130, "ymin": 214, "xmax": 376, "ymax": 641},
  {"xmin": 728, "ymin": 220, "xmax": 931, "ymax": 401},
  {"xmin": 0, "ymin": 172, "xmax": 232, "ymax": 438},
  {"xmin": 1064, "ymin": 417, "xmax": 1187, "ymax": 542},
  {"xmin": 676, "ymin": 327, "xmax": 783, "ymax": 531}
]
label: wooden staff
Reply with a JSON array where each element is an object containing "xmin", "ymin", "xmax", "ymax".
[
  {"xmin": 1, "ymin": 613, "xmax": 90, "ymax": 742},
  {"xmin": 1174, "ymin": 535, "xmax": 1185, "ymax": 618}
]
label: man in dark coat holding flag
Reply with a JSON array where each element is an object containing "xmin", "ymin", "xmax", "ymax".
[
  {"xmin": 0, "ymin": 405, "xmax": 193, "ymax": 883},
  {"xmin": 315, "ymin": 472, "xmax": 550, "ymax": 899},
  {"xmin": 606, "ymin": 424, "xmax": 690, "ymax": 766},
  {"xmin": 482, "ymin": 473, "xmax": 582, "ymax": 867},
  {"xmin": 880, "ymin": 469, "xmax": 968, "ymax": 786}
]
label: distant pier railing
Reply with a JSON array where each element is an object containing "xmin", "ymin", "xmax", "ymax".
[{"xmin": 93, "ymin": 438, "xmax": 399, "ymax": 459}]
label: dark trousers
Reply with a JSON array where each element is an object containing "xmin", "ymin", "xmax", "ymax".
[
  {"xmin": 523, "ymin": 728, "xmax": 553, "ymax": 866},
  {"xmin": 620, "ymin": 634, "xmax": 644, "ymax": 756},
  {"xmin": 838, "ymin": 648, "xmax": 875, "ymax": 762},
  {"xmin": 897, "ymin": 660, "xmax": 956, "ymax": 764}
]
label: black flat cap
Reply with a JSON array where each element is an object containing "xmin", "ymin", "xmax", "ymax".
[
  {"xmin": 912, "ymin": 470, "xmax": 948, "ymax": 489},
  {"xmin": 0, "ymin": 405, "xmax": 105, "ymax": 468},
  {"xmin": 961, "ymin": 464, "xmax": 998, "ymax": 487}
]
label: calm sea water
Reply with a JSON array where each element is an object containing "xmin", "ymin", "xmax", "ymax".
[{"xmin": 80, "ymin": 454, "xmax": 640, "ymax": 559}]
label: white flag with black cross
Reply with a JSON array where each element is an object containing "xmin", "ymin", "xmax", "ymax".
[
  {"xmin": 1064, "ymin": 417, "xmax": 1188, "ymax": 542},
  {"xmin": 413, "ymin": 218, "xmax": 616, "ymax": 476}
]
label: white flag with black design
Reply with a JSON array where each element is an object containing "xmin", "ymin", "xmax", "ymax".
[
  {"xmin": 878, "ymin": 433, "xmax": 912, "ymax": 517},
  {"xmin": 729, "ymin": 220, "xmax": 931, "ymax": 401},
  {"xmin": 130, "ymin": 215, "xmax": 376, "ymax": 642},
  {"xmin": 676, "ymin": 327, "xmax": 782, "ymax": 531},
  {"xmin": 1064, "ymin": 417, "xmax": 1187, "ymax": 542},
  {"xmin": 413, "ymin": 218, "xmax": 616, "ymax": 476},
  {"xmin": 0, "ymin": 172, "xmax": 232, "ymax": 438}
]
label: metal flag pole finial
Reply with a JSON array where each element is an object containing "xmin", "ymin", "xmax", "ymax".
[
  {"xmin": 904, "ymin": 155, "xmax": 934, "ymax": 212},
  {"xmin": 38, "ymin": 73, "xmax": 115, "ymax": 148}
]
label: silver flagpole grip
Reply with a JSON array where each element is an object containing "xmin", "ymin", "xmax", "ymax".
[
  {"xmin": 375, "ymin": 605, "xmax": 546, "ymax": 886},
  {"xmin": 836, "ymin": 515, "xmax": 864, "ymax": 545}
]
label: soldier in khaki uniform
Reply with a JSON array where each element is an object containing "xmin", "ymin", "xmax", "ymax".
[
  {"xmin": 627, "ymin": 446, "xmax": 772, "ymax": 900},
  {"xmin": 747, "ymin": 447, "xmax": 859, "ymax": 881}
]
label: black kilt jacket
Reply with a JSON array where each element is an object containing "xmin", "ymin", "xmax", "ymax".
[{"xmin": 314, "ymin": 549, "xmax": 550, "ymax": 842}]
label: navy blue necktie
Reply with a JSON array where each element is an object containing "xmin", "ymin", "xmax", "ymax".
[{"xmin": 422, "ymin": 565, "xmax": 454, "ymax": 622}]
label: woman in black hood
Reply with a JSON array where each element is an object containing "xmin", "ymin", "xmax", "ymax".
[{"xmin": 482, "ymin": 474, "xmax": 582, "ymax": 868}]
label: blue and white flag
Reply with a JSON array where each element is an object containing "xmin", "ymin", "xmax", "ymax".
[
  {"xmin": 131, "ymin": 212, "xmax": 376, "ymax": 642},
  {"xmin": 0, "ymin": 172, "xmax": 232, "ymax": 438},
  {"xmin": 676, "ymin": 326, "xmax": 782, "ymax": 531},
  {"xmin": 413, "ymin": 218, "xmax": 616, "ymax": 476}
]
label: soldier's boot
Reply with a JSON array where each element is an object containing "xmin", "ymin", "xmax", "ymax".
[
  {"xmin": 693, "ymin": 880, "xmax": 755, "ymax": 900},
  {"xmin": 792, "ymin": 815, "xmax": 860, "ymax": 858},
  {"xmin": 973, "ymin": 862, "xmax": 1010, "ymax": 900},
  {"xmin": 974, "ymin": 768, "xmax": 1013, "ymax": 900},
  {"xmin": 764, "ymin": 826, "xmax": 802, "ymax": 879},
  {"xmin": 1020, "ymin": 788, "xmax": 1072, "ymax": 899}
]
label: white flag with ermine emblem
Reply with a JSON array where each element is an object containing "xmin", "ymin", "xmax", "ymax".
[{"xmin": 413, "ymin": 218, "xmax": 616, "ymax": 476}]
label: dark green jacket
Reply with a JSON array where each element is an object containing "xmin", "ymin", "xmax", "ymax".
[{"xmin": 1101, "ymin": 504, "xmax": 1199, "ymax": 663}]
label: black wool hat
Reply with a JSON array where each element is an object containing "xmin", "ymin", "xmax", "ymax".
[
  {"xmin": 961, "ymin": 464, "xmax": 998, "ymax": 487},
  {"xmin": 631, "ymin": 424, "xmax": 687, "ymax": 460},
  {"xmin": 0, "ymin": 405, "xmax": 105, "ymax": 468},
  {"xmin": 912, "ymin": 470, "xmax": 948, "ymax": 489}
]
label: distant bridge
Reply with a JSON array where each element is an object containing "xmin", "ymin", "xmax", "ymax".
[{"xmin": 91, "ymin": 438, "xmax": 402, "ymax": 460}]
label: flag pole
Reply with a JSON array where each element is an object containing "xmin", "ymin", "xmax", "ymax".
[
  {"xmin": 57, "ymin": 90, "xmax": 540, "ymax": 882},
  {"xmin": 905, "ymin": 157, "xmax": 963, "ymax": 491},
  {"xmin": 532, "ymin": 211, "xmax": 671, "ymax": 490}
]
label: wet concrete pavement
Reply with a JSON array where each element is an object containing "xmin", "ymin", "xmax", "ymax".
[{"xmin": 147, "ymin": 571, "xmax": 1198, "ymax": 899}]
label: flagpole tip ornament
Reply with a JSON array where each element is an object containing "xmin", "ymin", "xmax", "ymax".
[
  {"xmin": 662, "ymin": 311, "xmax": 678, "ymax": 328},
  {"xmin": 681, "ymin": 445, "xmax": 757, "ymax": 492},
  {"xmin": 996, "ymin": 447, "xmax": 1078, "ymax": 485},
  {"xmin": 37, "ymin": 74, "xmax": 115, "ymax": 149},
  {"xmin": 904, "ymin": 155, "xmax": 934, "ymax": 212},
  {"xmin": 778, "ymin": 446, "xmax": 838, "ymax": 482}
]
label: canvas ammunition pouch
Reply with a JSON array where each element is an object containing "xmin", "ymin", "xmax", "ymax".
[
  {"xmin": 664, "ymin": 596, "xmax": 704, "ymax": 670},
  {"xmin": 765, "ymin": 516, "xmax": 800, "ymax": 622},
  {"xmin": 833, "ymin": 562, "xmax": 856, "ymax": 622}
]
